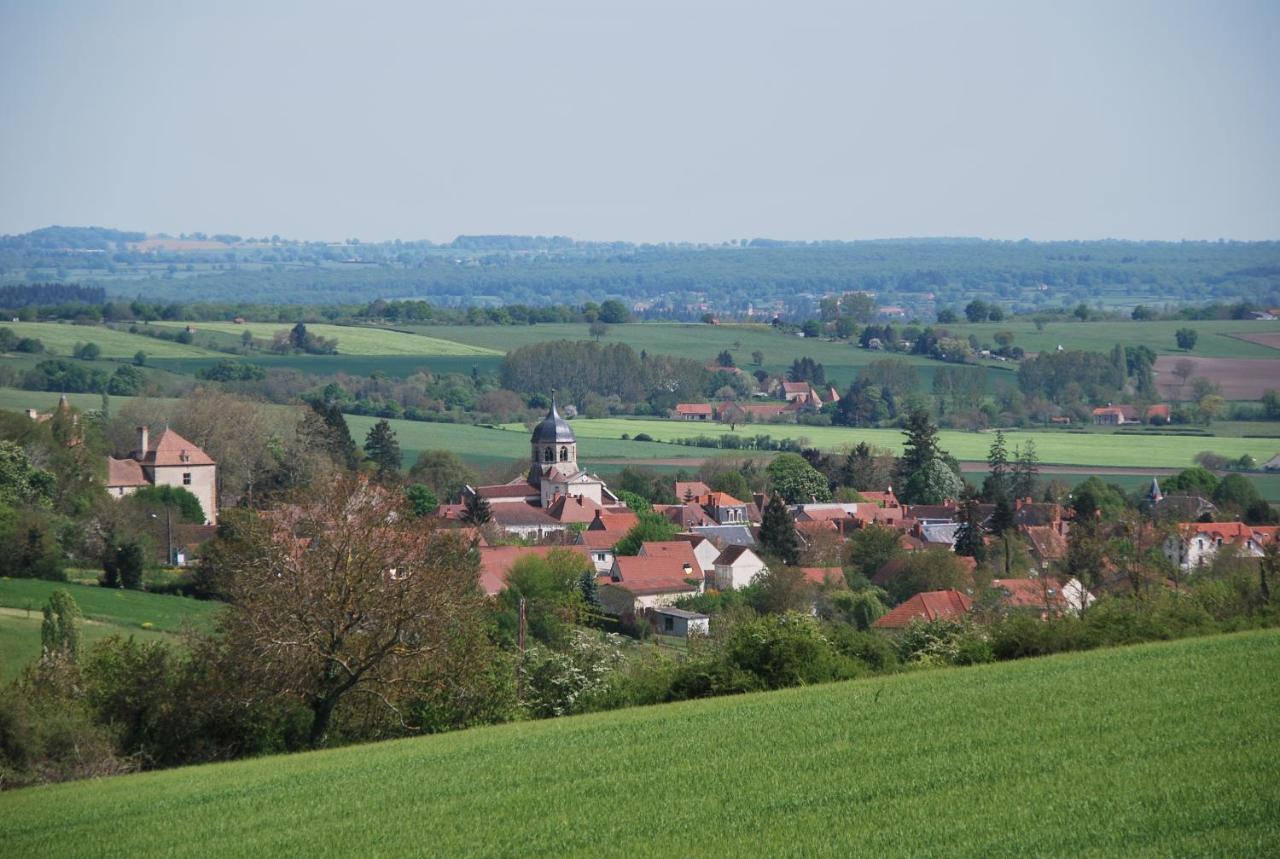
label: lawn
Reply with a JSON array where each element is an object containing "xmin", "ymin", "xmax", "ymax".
[
  {"xmin": 1, "ymin": 630, "xmax": 1275, "ymax": 856},
  {"xmin": 154, "ymin": 322, "xmax": 501, "ymax": 357},
  {"xmin": 0, "ymin": 321, "xmax": 222, "ymax": 359},
  {"xmin": 527, "ymin": 417, "xmax": 1280, "ymax": 469},
  {"xmin": 0, "ymin": 579, "xmax": 222, "ymax": 683}
]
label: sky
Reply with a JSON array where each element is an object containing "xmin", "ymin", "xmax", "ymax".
[{"xmin": 1, "ymin": 0, "xmax": 1278, "ymax": 243}]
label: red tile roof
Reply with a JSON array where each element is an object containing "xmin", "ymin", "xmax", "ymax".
[
  {"xmin": 674, "ymin": 481, "xmax": 711, "ymax": 500},
  {"xmin": 577, "ymin": 529, "xmax": 627, "ymax": 550},
  {"xmin": 638, "ymin": 541, "xmax": 701, "ymax": 570},
  {"xmin": 674, "ymin": 403, "xmax": 714, "ymax": 416},
  {"xmin": 476, "ymin": 546, "xmax": 591, "ymax": 596},
  {"xmin": 799, "ymin": 567, "xmax": 843, "ymax": 585},
  {"xmin": 990, "ymin": 578, "xmax": 1068, "ymax": 611},
  {"xmin": 873, "ymin": 590, "xmax": 972, "ymax": 628},
  {"xmin": 546, "ymin": 493, "xmax": 603, "ymax": 523},
  {"xmin": 610, "ymin": 555, "xmax": 701, "ymax": 596},
  {"xmin": 106, "ymin": 456, "xmax": 148, "ymax": 487},
  {"xmin": 136, "ymin": 428, "xmax": 215, "ymax": 467},
  {"xmin": 474, "ymin": 481, "xmax": 537, "ymax": 500}
]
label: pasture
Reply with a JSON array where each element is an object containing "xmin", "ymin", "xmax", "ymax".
[
  {"xmin": 0, "ymin": 579, "xmax": 221, "ymax": 683},
  {"xmin": 0, "ymin": 321, "xmax": 221, "ymax": 359},
  {"xmin": 936, "ymin": 318, "xmax": 1280, "ymax": 359},
  {"xmin": 1, "ymin": 630, "xmax": 1275, "ymax": 857},
  {"xmin": 529, "ymin": 417, "xmax": 1279, "ymax": 469},
  {"xmin": 156, "ymin": 322, "xmax": 501, "ymax": 357}
]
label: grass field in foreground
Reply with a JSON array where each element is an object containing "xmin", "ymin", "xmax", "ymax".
[
  {"xmin": 0, "ymin": 579, "xmax": 221, "ymax": 683},
  {"xmin": 536, "ymin": 418, "xmax": 1279, "ymax": 469},
  {"xmin": 1, "ymin": 630, "xmax": 1275, "ymax": 857},
  {"xmin": 0, "ymin": 321, "xmax": 222, "ymax": 359}
]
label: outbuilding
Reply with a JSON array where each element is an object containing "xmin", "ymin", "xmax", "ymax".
[{"xmin": 652, "ymin": 606, "xmax": 710, "ymax": 637}]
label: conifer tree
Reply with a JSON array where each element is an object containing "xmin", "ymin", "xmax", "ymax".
[
  {"xmin": 983, "ymin": 430, "xmax": 1010, "ymax": 502},
  {"xmin": 953, "ymin": 495, "xmax": 987, "ymax": 561},
  {"xmin": 759, "ymin": 494, "xmax": 800, "ymax": 566},
  {"xmin": 40, "ymin": 589, "xmax": 81, "ymax": 660},
  {"xmin": 363, "ymin": 419, "xmax": 401, "ymax": 480},
  {"xmin": 461, "ymin": 492, "xmax": 492, "ymax": 526}
]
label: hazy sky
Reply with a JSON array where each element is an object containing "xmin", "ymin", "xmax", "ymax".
[{"xmin": 2, "ymin": 0, "xmax": 1278, "ymax": 242}]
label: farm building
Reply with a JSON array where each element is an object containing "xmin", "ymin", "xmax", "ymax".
[{"xmin": 652, "ymin": 607, "xmax": 709, "ymax": 637}]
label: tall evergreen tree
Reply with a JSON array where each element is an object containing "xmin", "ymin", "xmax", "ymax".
[
  {"xmin": 363, "ymin": 419, "xmax": 401, "ymax": 480},
  {"xmin": 1012, "ymin": 440, "xmax": 1040, "ymax": 501},
  {"xmin": 898, "ymin": 408, "xmax": 940, "ymax": 480},
  {"xmin": 987, "ymin": 497, "xmax": 1017, "ymax": 576},
  {"xmin": 983, "ymin": 430, "xmax": 1009, "ymax": 502},
  {"xmin": 953, "ymin": 496, "xmax": 987, "ymax": 561},
  {"xmin": 40, "ymin": 589, "xmax": 81, "ymax": 659},
  {"xmin": 759, "ymin": 494, "xmax": 800, "ymax": 566},
  {"xmin": 306, "ymin": 398, "xmax": 360, "ymax": 469}
]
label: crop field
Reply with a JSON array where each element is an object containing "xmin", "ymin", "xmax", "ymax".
[
  {"xmin": 1, "ymin": 630, "xmax": 1275, "ymax": 857},
  {"xmin": 400, "ymin": 322, "xmax": 1017, "ymax": 391},
  {"xmin": 1230, "ymin": 331, "xmax": 1280, "ymax": 351},
  {"xmin": 936, "ymin": 318, "xmax": 1280, "ymax": 359},
  {"xmin": 0, "ymin": 580, "xmax": 221, "ymax": 683},
  {"xmin": 1153, "ymin": 355, "xmax": 1280, "ymax": 400},
  {"xmin": 156, "ymin": 322, "xmax": 501, "ymax": 357},
  {"xmin": 0, "ymin": 321, "xmax": 222, "ymax": 359},
  {"xmin": 528, "ymin": 417, "xmax": 1279, "ymax": 469}
]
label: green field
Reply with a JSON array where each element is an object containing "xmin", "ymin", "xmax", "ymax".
[
  {"xmin": 0, "ymin": 579, "xmax": 221, "ymax": 683},
  {"xmin": 149, "ymin": 353, "xmax": 506, "ymax": 380},
  {"xmin": 939, "ymin": 318, "xmax": 1280, "ymax": 359},
  {"xmin": 402, "ymin": 322, "xmax": 1017, "ymax": 391},
  {"xmin": 0, "ymin": 321, "xmax": 222, "ymax": 359},
  {"xmin": 1, "ymin": 630, "xmax": 1275, "ymax": 856},
  {"xmin": 156, "ymin": 322, "xmax": 501, "ymax": 357},
  {"xmin": 527, "ymin": 417, "xmax": 1280, "ymax": 469},
  {"xmin": 343, "ymin": 414, "xmax": 717, "ymax": 471}
]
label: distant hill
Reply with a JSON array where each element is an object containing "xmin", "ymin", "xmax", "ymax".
[
  {"xmin": 1, "ymin": 629, "xmax": 1275, "ymax": 856},
  {"xmin": 1, "ymin": 226, "xmax": 1278, "ymax": 314}
]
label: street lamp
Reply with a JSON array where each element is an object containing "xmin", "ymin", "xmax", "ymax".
[{"xmin": 149, "ymin": 508, "xmax": 174, "ymax": 566}]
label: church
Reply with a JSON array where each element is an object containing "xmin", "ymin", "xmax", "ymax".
[{"xmin": 460, "ymin": 399, "xmax": 626, "ymax": 537}]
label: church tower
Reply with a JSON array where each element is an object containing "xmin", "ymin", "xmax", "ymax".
[{"xmin": 528, "ymin": 396, "xmax": 578, "ymax": 487}]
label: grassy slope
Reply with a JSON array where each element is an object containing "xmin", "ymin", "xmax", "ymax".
[
  {"xmin": 401, "ymin": 322, "xmax": 1017, "ymax": 391},
  {"xmin": 1, "ymin": 630, "xmax": 1275, "ymax": 857},
  {"xmin": 0, "ymin": 580, "xmax": 221, "ymax": 683},
  {"xmin": 154, "ymin": 322, "xmax": 501, "ymax": 357},
  {"xmin": 0, "ymin": 321, "xmax": 222, "ymax": 359},
  {"xmin": 937, "ymin": 318, "xmax": 1280, "ymax": 359},
  {"xmin": 537, "ymin": 418, "xmax": 1279, "ymax": 469}
]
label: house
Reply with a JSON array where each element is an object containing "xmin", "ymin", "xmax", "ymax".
[
  {"xmin": 712, "ymin": 545, "xmax": 767, "ymax": 590},
  {"xmin": 677, "ymin": 534, "xmax": 723, "ymax": 575},
  {"xmin": 1164, "ymin": 522, "xmax": 1279, "ymax": 571},
  {"xmin": 576, "ymin": 529, "xmax": 626, "ymax": 573},
  {"xmin": 1146, "ymin": 404, "xmax": 1171, "ymax": 424},
  {"xmin": 600, "ymin": 554, "xmax": 703, "ymax": 615},
  {"xmin": 672, "ymin": 403, "xmax": 714, "ymax": 421},
  {"xmin": 780, "ymin": 381, "xmax": 817, "ymax": 403},
  {"xmin": 107, "ymin": 426, "xmax": 218, "ymax": 525},
  {"xmin": 699, "ymin": 491, "xmax": 752, "ymax": 525},
  {"xmin": 692, "ymin": 524, "xmax": 757, "ymax": 547},
  {"xmin": 638, "ymin": 540, "xmax": 706, "ymax": 575},
  {"xmin": 652, "ymin": 606, "xmax": 709, "ymax": 637},
  {"xmin": 872, "ymin": 590, "xmax": 972, "ymax": 629},
  {"xmin": 1262, "ymin": 453, "xmax": 1280, "ymax": 473},
  {"xmin": 657, "ymin": 502, "xmax": 716, "ymax": 529},
  {"xmin": 799, "ymin": 567, "xmax": 844, "ymax": 586},
  {"xmin": 674, "ymin": 481, "xmax": 711, "ymax": 502},
  {"xmin": 1091, "ymin": 405, "xmax": 1139, "ymax": 425}
]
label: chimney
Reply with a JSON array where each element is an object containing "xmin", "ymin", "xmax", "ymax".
[
  {"xmin": 683, "ymin": 563, "xmax": 694, "ymax": 575},
  {"xmin": 136, "ymin": 426, "xmax": 149, "ymax": 456}
]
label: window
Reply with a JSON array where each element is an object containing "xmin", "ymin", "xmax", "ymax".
[
  {"xmin": 543, "ymin": 447, "xmax": 554, "ymax": 463},
  {"xmin": 182, "ymin": 472, "xmax": 192, "ymax": 485},
  {"xmin": 664, "ymin": 617, "xmax": 674, "ymax": 633},
  {"xmin": 560, "ymin": 446, "xmax": 569, "ymax": 461}
]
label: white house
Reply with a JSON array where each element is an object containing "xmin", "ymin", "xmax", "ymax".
[
  {"xmin": 1164, "ymin": 522, "xmax": 1279, "ymax": 571},
  {"xmin": 713, "ymin": 545, "xmax": 767, "ymax": 590}
]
